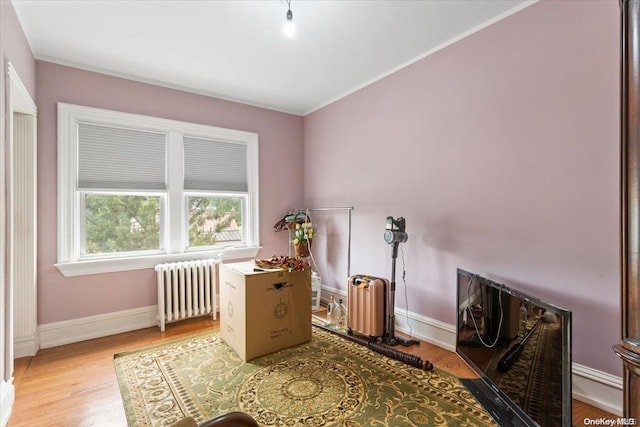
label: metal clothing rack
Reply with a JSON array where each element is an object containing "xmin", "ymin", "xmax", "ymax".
[{"xmin": 288, "ymin": 206, "xmax": 354, "ymax": 277}]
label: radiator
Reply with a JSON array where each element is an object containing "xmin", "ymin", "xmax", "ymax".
[
  {"xmin": 155, "ymin": 259, "xmax": 219, "ymax": 331},
  {"xmin": 347, "ymin": 275, "xmax": 387, "ymax": 338}
]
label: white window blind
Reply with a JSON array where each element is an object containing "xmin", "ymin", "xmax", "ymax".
[
  {"xmin": 183, "ymin": 136, "xmax": 248, "ymax": 192},
  {"xmin": 57, "ymin": 102, "xmax": 260, "ymax": 276},
  {"xmin": 78, "ymin": 122, "xmax": 166, "ymax": 190}
]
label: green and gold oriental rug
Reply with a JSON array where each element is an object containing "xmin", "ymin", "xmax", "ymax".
[{"xmin": 114, "ymin": 326, "xmax": 495, "ymax": 426}]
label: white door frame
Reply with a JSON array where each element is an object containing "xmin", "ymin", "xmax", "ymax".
[{"xmin": 2, "ymin": 61, "xmax": 37, "ymax": 427}]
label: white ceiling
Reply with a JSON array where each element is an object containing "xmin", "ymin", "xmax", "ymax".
[{"xmin": 12, "ymin": 0, "xmax": 533, "ymax": 116}]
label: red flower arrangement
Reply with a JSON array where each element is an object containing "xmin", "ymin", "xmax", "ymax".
[{"xmin": 254, "ymin": 255, "xmax": 310, "ymax": 272}]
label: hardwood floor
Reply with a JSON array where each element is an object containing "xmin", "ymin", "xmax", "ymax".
[{"xmin": 7, "ymin": 314, "xmax": 615, "ymax": 427}]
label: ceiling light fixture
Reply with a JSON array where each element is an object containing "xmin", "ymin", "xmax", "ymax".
[{"xmin": 284, "ymin": 0, "xmax": 295, "ymax": 37}]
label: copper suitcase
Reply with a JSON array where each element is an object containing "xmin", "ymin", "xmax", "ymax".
[{"xmin": 347, "ymin": 275, "xmax": 387, "ymax": 337}]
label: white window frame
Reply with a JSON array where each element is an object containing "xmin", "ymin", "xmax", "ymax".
[{"xmin": 56, "ymin": 103, "xmax": 260, "ymax": 277}]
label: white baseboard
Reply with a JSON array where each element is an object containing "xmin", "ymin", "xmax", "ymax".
[
  {"xmin": 394, "ymin": 307, "xmax": 457, "ymax": 352},
  {"xmin": 319, "ymin": 286, "xmax": 347, "ymax": 304},
  {"xmin": 38, "ymin": 305, "xmax": 158, "ymax": 349},
  {"xmin": 1, "ymin": 379, "xmax": 15, "ymax": 427},
  {"xmin": 321, "ymin": 285, "xmax": 623, "ymax": 416},
  {"xmin": 572, "ymin": 363, "xmax": 623, "ymax": 416},
  {"xmin": 14, "ymin": 334, "xmax": 39, "ymax": 358}
]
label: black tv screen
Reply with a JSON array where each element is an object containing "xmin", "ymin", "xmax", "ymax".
[{"xmin": 456, "ymin": 269, "xmax": 572, "ymax": 427}]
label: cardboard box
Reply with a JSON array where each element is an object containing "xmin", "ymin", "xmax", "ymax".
[{"xmin": 219, "ymin": 261, "xmax": 312, "ymax": 361}]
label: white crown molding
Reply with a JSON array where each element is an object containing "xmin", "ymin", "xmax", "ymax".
[
  {"xmin": 32, "ymin": 2, "xmax": 539, "ymax": 118},
  {"xmin": 304, "ymin": 0, "xmax": 539, "ymax": 116},
  {"xmin": 36, "ymin": 55, "xmax": 302, "ymax": 116},
  {"xmin": 7, "ymin": 62, "xmax": 37, "ymax": 115}
]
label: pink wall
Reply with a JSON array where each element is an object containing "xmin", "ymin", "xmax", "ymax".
[
  {"xmin": 1, "ymin": 0, "xmax": 36, "ymax": 377},
  {"xmin": 0, "ymin": 1, "xmax": 36, "ymax": 98},
  {"xmin": 1, "ymin": 0, "xmax": 37, "ymax": 251},
  {"xmin": 304, "ymin": 0, "xmax": 620, "ymax": 375},
  {"xmin": 36, "ymin": 61, "xmax": 304, "ymax": 324}
]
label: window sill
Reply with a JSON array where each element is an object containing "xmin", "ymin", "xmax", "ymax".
[{"xmin": 55, "ymin": 246, "xmax": 261, "ymax": 277}]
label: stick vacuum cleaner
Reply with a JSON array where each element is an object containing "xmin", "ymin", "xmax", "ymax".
[{"xmin": 383, "ymin": 216, "xmax": 420, "ymax": 347}]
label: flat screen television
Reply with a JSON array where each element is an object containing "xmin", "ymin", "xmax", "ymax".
[{"xmin": 456, "ymin": 268, "xmax": 572, "ymax": 427}]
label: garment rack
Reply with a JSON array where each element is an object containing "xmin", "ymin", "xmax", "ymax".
[{"xmin": 288, "ymin": 206, "xmax": 354, "ymax": 277}]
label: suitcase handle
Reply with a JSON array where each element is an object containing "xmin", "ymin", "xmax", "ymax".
[{"xmin": 351, "ymin": 275, "xmax": 384, "ymax": 286}]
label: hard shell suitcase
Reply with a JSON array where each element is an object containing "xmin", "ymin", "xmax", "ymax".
[{"xmin": 347, "ymin": 274, "xmax": 387, "ymax": 337}]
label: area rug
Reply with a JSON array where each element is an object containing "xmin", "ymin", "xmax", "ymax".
[{"xmin": 114, "ymin": 326, "xmax": 496, "ymax": 426}]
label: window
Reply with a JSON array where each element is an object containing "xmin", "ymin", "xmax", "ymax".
[
  {"xmin": 187, "ymin": 195, "xmax": 244, "ymax": 248},
  {"xmin": 57, "ymin": 103, "xmax": 259, "ymax": 276},
  {"xmin": 83, "ymin": 193, "xmax": 161, "ymax": 255}
]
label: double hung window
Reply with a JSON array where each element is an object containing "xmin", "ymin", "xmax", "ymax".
[{"xmin": 57, "ymin": 103, "xmax": 259, "ymax": 276}]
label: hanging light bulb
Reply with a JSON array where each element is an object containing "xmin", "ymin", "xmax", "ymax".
[{"xmin": 284, "ymin": 1, "xmax": 295, "ymax": 36}]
